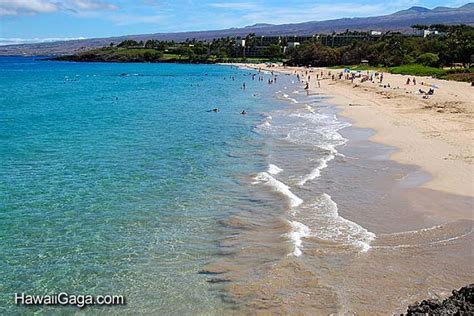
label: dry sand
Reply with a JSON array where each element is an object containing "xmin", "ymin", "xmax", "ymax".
[{"xmin": 243, "ymin": 64, "xmax": 474, "ymax": 200}]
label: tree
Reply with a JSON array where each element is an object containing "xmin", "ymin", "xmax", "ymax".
[
  {"xmin": 177, "ymin": 46, "xmax": 194, "ymax": 60},
  {"xmin": 117, "ymin": 40, "xmax": 139, "ymax": 48},
  {"xmin": 446, "ymin": 25, "xmax": 474, "ymax": 67},
  {"xmin": 429, "ymin": 24, "xmax": 450, "ymax": 32},
  {"xmin": 416, "ymin": 53, "xmax": 439, "ymax": 67},
  {"xmin": 143, "ymin": 51, "xmax": 162, "ymax": 62},
  {"xmin": 411, "ymin": 24, "xmax": 429, "ymax": 30},
  {"xmin": 264, "ymin": 44, "xmax": 283, "ymax": 60}
]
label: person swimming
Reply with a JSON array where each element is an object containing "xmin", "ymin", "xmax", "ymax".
[{"xmin": 241, "ymin": 110, "xmax": 247, "ymax": 115}]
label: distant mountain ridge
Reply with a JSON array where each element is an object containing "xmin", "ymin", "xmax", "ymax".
[{"xmin": 1, "ymin": 3, "xmax": 473, "ymax": 56}]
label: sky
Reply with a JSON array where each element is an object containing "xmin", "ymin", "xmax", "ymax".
[{"xmin": 0, "ymin": 0, "xmax": 471, "ymax": 45}]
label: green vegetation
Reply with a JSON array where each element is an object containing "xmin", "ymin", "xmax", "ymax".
[
  {"xmin": 416, "ymin": 53, "xmax": 439, "ymax": 67},
  {"xmin": 56, "ymin": 24, "xmax": 473, "ymax": 81},
  {"xmin": 389, "ymin": 64, "xmax": 446, "ymax": 76},
  {"xmin": 286, "ymin": 25, "xmax": 473, "ymax": 69},
  {"xmin": 56, "ymin": 47, "xmax": 164, "ymax": 62},
  {"xmin": 286, "ymin": 24, "xmax": 473, "ymax": 81}
]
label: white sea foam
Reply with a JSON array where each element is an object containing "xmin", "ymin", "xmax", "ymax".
[
  {"xmin": 256, "ymin": 114, "xmax": 273, "ymax": 129},
  {"xmin": 287, "ymin": 220, "xmax": 311, "ymax": 256},
  {"xmin": 307, "ymin": 193, "xmax": 375, "ymax": 252},
  {"xmin": 253, "ymin": 172, "xmax": 303, "ymax": 209},
  {"xmin": 298, "ymin": 154, "xmax": 335, "ymax": 186},
  {"xmin": 260, "ymin": 121, "xmax": 271, "ymax": 127},
  {"xmin": 268, "ymin": 164, "xmax": 283, "ymax": 175},
  {"xmin": 286, "ymin": 112, "xmax": 349, "ymax": 153},
  {"xmin": 305, "ymin": 105, "xmax": 315, "ymax": 113},
  {"xmin": 282, "ymin": 94, "xmax": 299, "ymax": 104}
]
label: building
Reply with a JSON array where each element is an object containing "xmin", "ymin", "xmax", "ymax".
[{"xmin": 412, "ymin": 29, "xmax": 440, "ymax": 38}]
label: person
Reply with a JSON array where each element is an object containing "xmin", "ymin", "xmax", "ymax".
[
  {"xmin": 241, "ymin": 110, "xmax": 247, "ymax": 115},
  {"xmin": 304, "ymin": 82, "xmax": 309, "ymax": 90},
  {"xmin": 413, "ymin": 78, "xmax": 416, "ymax": 85},
  {"xmin": 318, "ymin": 80, "xmax": 321, "ymax": 88},
  {"xmin": 380, "ymin": 73, "xmax": 384, "ymax": 83},
  {"xmin": 242, "ymin": 82, "xmax": 246, "ymax": 90},
  {"xmin": 406, "ymin": 78, "xmax": 411, "ymax": 85},
  {"xmin": 212, "ymin": 108, "xmax": 220, "ymax": 112}
]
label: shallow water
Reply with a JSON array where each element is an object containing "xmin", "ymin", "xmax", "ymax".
[{"xmin": 1, "ymin": 58, "xmax": 472, "ymax": 314}]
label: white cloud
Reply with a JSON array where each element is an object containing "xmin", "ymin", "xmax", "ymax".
[
  {"xmin": 0, "ymin": 37, "xmax": 86, "ymax": 45},
  {"xmin": 0, "ymin": 0, "xmax": 58, "ymax": 16},
  {"xmin": 209, "ymin": 2, "xmax": 258, "ymax": 10},
  {"xmin": 69, "ymin": 0, "xmax": 118, "ymax": 11},
  {"xmin": 0, "ymin": 0, "xmax": 118, "ymax": 16},
  {"xmin": 106, "ymin": 13, "xmax": 164, "ymax": 25}
]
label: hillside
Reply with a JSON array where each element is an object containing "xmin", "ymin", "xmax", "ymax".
[{"xmin": 1, "ymin": 3, "xmax": 473, "ymax": 56}]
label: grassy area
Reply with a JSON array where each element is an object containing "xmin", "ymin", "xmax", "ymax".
[
  {"xmin": 160, "ymin": 53, "xmax": 186, "ymax": 61},
  {"xmin": 218, "ymin": 57, "xmax": 282, "ymax": 63},
  {"xmin": 326, "ymin": 63, "xmax": 473, "ymax": 82},
  {"xmin": 389, "ymin": 64, "xmax": 447, "ymax": 76},
  {"xmin": 327, "ymin": 65, "xmax": 387, "ymax": 71}
]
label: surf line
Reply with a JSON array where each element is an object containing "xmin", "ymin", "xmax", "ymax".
[{"xmin": 253, "ymin": 165, "xmax": 308, "ymax": 257}]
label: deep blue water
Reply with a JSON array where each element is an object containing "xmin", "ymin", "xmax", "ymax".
[{"xmin": 0, "ymin": 57, "xmax": 292, "ymax": 314}]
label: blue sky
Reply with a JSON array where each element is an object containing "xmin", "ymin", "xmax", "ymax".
[{"xmin": 0, "ymin": 0, "xmax": 470, "ymax": 44}]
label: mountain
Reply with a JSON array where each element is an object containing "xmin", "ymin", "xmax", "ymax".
[{"xmin": 1, "ymin": 3, "xmax": 473, "ymax": 56}]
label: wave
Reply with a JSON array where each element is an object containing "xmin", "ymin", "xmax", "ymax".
[
  {"xmin": 373, "ymin": 220, "xmax": 473, "ymax": 249},
  {"xmin": 373, "ymin": 230, "xmax": 473, "ymax": 249},
  {"xmin": 306, "ymin": 193, "xmax": 376, "ymax": 252},
  {"xmin": 287, "ymin": 220, "xmax": 311, "ymax": 257},
  {"xmin": 282, "ymin": 94, "xmax": 299, "ymax": 104},
  {"xmin": 286, "ymin": 112, "xmax": 349, "ymax": 154},
  {"xmin": 298, "ymin": 154, "xmax": 335, "ymax": 186},
  {"xmin": 268, "ymin": 164, "xmax": 283, "ymax": 175},
  {"xmin": 256, "ymin": 114, "xmax": 273, "ymax": 129},
  {"xmin": 253, "ymin": 172, "xmax": 303, "ymax": 210}
]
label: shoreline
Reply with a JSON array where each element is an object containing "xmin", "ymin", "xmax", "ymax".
[
  {"xmin": 234, "ymin": 63, "xmax": 474, "ymax": 201},
  {"xmin": 214, "ymin": 64, "xmax": 473, "ymax": 314}
]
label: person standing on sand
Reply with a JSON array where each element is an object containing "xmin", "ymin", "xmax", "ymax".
[
  {"xmin": 413, "ymin": 78, "xmax": 416, "ymax": 85},
  {"xmin": 406, "ymin": 78, "xmax": 411, "ymax": 85}
]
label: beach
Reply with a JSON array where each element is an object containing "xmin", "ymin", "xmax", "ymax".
[
  {"xmin": 2, "ymin": 57, "xmax": 473, "ymax": 314},
  {"xmin": 244, "ymin": 63, "xmax": 474, "ymax": 200},
  {"xmin": 210, "ymin": 63, "xmax": 474, "ymax": 314}
]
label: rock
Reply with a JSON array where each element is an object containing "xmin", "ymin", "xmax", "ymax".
[{"xmin": 405, "ymin": 284, "xmax": 474, "ymax": 315}]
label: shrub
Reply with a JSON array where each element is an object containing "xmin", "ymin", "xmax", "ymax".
[
  {"xmin": 389, "ymin": 64, "xmax": 446, "ymax": 76},
  {"xmin": 403, "ymin": 55, "xmax": 416, "ymax": 65},
  {"xmin": 416, "ymin": 53, "xmax": 440, "ymax": 67}
]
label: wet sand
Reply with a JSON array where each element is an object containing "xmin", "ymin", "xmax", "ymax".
[{"xmin": 205, "ymin": 64, "xmax": 474, "ymax": 314}]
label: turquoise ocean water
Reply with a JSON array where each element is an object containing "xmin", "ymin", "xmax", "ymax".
[{"xmin": 0, "ymin": 57, "xmax": 298, "ymax": 314}]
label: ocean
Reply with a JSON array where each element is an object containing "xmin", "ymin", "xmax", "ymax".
[{"xmin": 1, "ymin": 57, "xmax": 472, "ymax": 314}]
